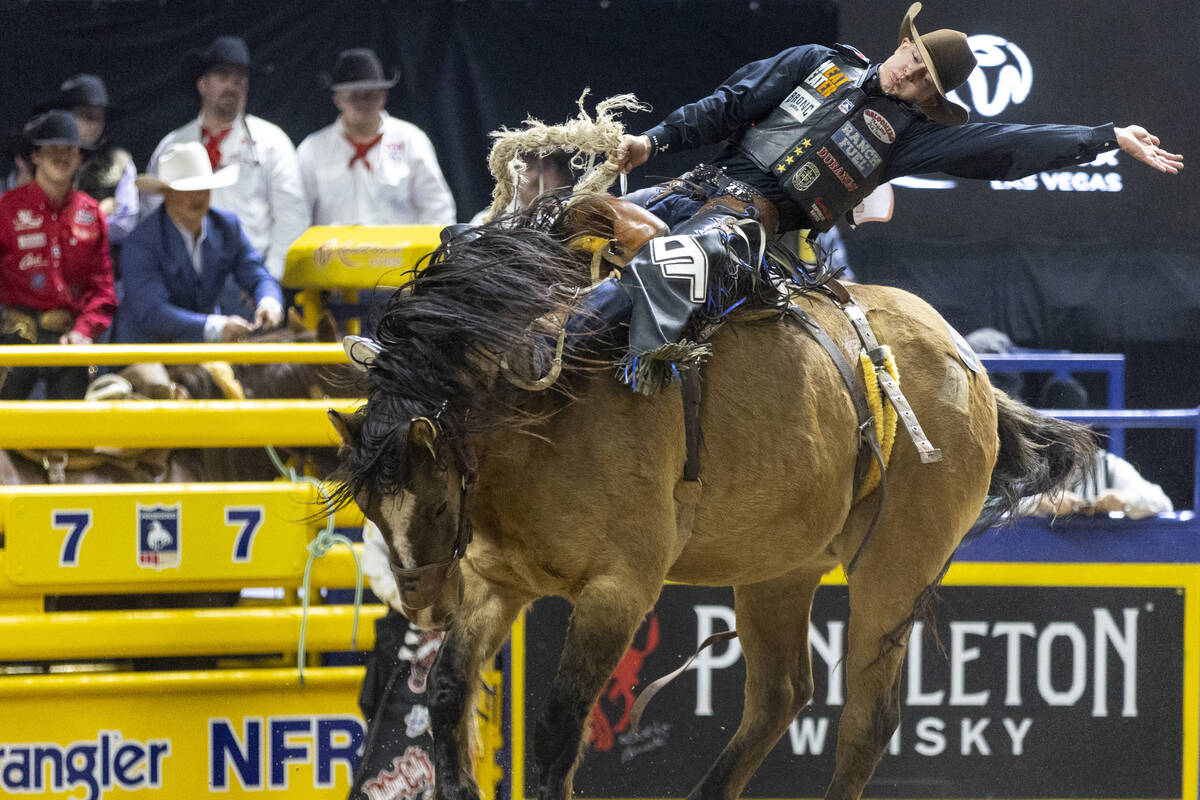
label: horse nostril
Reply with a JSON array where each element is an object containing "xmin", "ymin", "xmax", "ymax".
[{"xmin": 435, "ymin": 501, "xmax": 448, "ymax": 516}]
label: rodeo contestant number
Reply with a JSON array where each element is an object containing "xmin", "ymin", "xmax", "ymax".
[
  {"xmin": 226, "ymin": 506, "xmax": 266, "ymax": 563},
  {"xmin": 53, "ymin": 509, "xmax": 93, "ymax": 566}
]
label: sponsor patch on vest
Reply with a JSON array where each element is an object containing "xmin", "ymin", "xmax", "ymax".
[
  {"xmin": 804, "ymin": 60, "xmax": 850, "ymax": 98},
  {"xmin": 862, "ymin": 109, "xmax": 896, "ymax": 143},
  {"xmin": 17, "ymin": 232, "xmax": 46, "ymax": 250},
  {"xmin": 816, "ymin": 146, "xmax": 858, "ymax": 192},
  {"xmin": 809, "ymin": 198, "xmax": 832, "ymax": 223},
  {"xmin": 791, "ymin": 162, "xmax": 820, "ymax": 192},
  {"xmin": 832, "ymin": 121, "xmax": 881, "ymax": 177},
  {"xmin": 779, "ymin": 86, "xmax": 821, "ymax": 123},
  {"xmin": 838, "ymin": 98, "xmax": 855, "ymax": 114},
  {"xmin": 74, "ymin": 208, "xmax": 96, "ymax": 226}
]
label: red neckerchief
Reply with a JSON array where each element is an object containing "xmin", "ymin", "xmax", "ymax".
[
  {"xmin": 201, "ymin": 126, "xmax": 233, "ymax": 170},
  {"xmin": 345, "ymin": 132, "xmax": 384, "ymax": 171}
]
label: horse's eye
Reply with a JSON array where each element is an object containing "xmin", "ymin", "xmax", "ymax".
[{"xmin": 435, "ymin": 501, "xmax": 448, "ymax": 516}]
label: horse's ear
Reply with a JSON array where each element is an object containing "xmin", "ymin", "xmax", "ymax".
[
  {"xmin": 317, "ymin": 311, "xmax": 340, "ymax": 343},
  {"xmin": 343, "ymin": 335, "xmax": 381, "ymax": 371},
  {"xmin": 287, "ymin": 307, "xmax": 308, "ymax": 334},
  {"xmin": 408, "ymin": 417, "xmax": 438, "ymax": 457},
  {"xmin": 328, "ymin": 409, "xmax": 363, "ymax": 446}
]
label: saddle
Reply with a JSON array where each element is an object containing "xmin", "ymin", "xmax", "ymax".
[{"xmin": 562, "ymin": 194, "xmax": 669, "ymax": 281}]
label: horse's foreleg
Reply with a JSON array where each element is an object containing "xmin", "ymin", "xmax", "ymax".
[
  {"xmin": 429, "ymin": 581, "xmax": 528, "ymax": 800},
  {"xmin": 535, "ymin": 577, "xmax": 661, "ymax": 800},
  {"xmin": 688, "ymin": 570, "xmax": 825, "ymax": 800}
]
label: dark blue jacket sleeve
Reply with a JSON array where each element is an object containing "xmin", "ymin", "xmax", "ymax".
[
  {"xmin": 641, "ymin": 45, "xmax": 828, "ymax": 154},
  {"xmin": 221, "ymin": 211, "xmax": 283, "ymax": 308},
  {"xmin": 118, "ymin": 215, "xmax": 208, "ymax": 342},
  {"xmin": 884, "ymin": 120, "xmax": 1119, "ymax": 181}
]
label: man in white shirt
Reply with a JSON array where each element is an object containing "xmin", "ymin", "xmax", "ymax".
[
  {"xmin": 297, "ymin": 48, "xmax": 456, "ymax": 226},
  {"xmin": 142, "ymin": 36, "xmax": 307, "ymax": 281}
]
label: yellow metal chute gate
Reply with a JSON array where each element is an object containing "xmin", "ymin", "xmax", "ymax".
[{"xmin": 0, "ymin": 335, "xmax": 503, "ymax": 799}]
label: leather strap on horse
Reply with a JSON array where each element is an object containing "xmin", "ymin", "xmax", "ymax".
[
  {"xmin": 679, "ymin": 367, "xmax": 702, "ymax": 483},
  {"xmin": 825, "ymin": 279, "xmax": 942, "ymax": 464},
  {"xmin": 630, "ymin": 629, "xmax": 737, "ymax": 733}
]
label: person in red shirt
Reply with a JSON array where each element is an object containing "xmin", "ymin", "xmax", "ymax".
[{"xmin": 0, "ymin": 110, "xmax": 116, "ymax": 399}]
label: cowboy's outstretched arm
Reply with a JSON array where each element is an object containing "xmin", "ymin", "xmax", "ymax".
[{"xmin": 1115, "ymin": 125, "xmax": 1184, "ymax": 174}]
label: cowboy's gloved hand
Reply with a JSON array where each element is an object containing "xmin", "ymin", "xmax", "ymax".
[
  {"xmin": 254, "ymin": 298, "xmax": 283, "ymax": 331},
  {"xmin": 1115, "ymin": 125, "xmax": 1184, "ymax": 174},
  {"xmin": 59, "ymin": 330, "xmax": 93, "ymax": 346},
  {"xmin": 608, "ymin": 134, "xmax": 652, "ymax": 174},
  {"xmin": 221, "ymin": 316, "xmax": 255, "ymax": 341}
]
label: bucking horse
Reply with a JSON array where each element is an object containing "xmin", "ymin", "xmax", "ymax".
[{"xmin": 326, "ymin": 98, "xmax": 1095, "ymax": 800}]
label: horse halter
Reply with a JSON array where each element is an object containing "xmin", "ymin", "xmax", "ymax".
[{"xmin": 393, "ymin": 409, "xmax": 477, "ymax": 611}]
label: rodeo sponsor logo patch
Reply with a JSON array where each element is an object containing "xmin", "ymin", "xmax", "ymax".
[
  {"xmin": 74, "ymin": 208, "xmax": 96, "ymax": 226},
  {"xmin": 17, "ymin": 232, "xmax": 46, "ymax": 250},
  {"xmin": 13, "ymin": 209, "xmax": 43, "ymax": 230},
  {"xmin": 832, "ymin": 121, "xmax": 881, "ymax": 177},
  {"xmin": 18, "ymin": 252, "xmax": 46, "ymax": 271},
  {"xmin": 137, "ymin": 502, "xmax": 181, "ymax": 569},
  {"xmin": 804, "ymin": 60, "xmax": 850, "ymax": 98},
  {"xmin": 815, "ymin": 146, "xmax": 858, "ymax": 192},
  {"xmin": 779, "ymin": 85, "xmax": 821, "ymax": 123},
  {"xmin": 837, "ymin": 97, "xmax": 855, "ymax": 114},
  {"xmin": 791, "ymin": 161, "xmax": 820, "ymax": 192},
  {"xmin": 808, "ymin": 198, "xmax": 832, "ymax": 223},
  {"xmin": 863, "ymin": 108, "xmax": 896, "ymax": 143},
  {"xmin": 362, "ymin": 746, "xmax": 435, "ymax": 800},
  {"xmin": 404, "ymin": 705, "xmax": 432, "ymax": 739}
]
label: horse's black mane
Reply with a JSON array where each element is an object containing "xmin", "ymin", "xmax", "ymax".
[{"xmin": 329, "ymin": 216, "xmax": 588, "ymax": 507}]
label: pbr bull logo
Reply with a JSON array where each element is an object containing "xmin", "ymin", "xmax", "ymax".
[{"xmin": 137, "ymin": 502, "xmax": 181, "ymax": 569}]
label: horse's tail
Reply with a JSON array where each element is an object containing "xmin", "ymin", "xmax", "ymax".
[{"xmin": 976, "ymin": 389, "xmax": 1099, "ymax": 530}]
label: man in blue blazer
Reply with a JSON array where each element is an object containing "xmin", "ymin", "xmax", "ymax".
[{"xmin": 114, "ymin": 141, "xmax": 283, "ymax": 343}]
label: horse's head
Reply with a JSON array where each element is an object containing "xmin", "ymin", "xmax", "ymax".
[{"xmin": 329, "ymin": 405, "xmax": 473, "ymax": 630}]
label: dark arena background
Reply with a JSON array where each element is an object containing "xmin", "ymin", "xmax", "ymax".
[
  {"xmin": 4, "ymin": 0, "xmax": 1193, "ymax": 500},
  {"xmin": 1, "ymin": 2, "xmax": 1199, "ymax": 800}
]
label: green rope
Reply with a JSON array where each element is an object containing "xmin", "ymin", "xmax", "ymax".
[{"xmin": 266, "ymin": 445, "xmax": 364, "ymax": 686}]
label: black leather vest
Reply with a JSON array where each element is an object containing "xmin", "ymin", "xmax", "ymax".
[{"xmin": 730, "ymin": 49, "xmax": 920, "ymax": 231}]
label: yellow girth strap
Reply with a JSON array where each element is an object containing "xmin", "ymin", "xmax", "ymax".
[{"xmin": 854, "ymin": 345, "xmax": 899, "ymax": 502}]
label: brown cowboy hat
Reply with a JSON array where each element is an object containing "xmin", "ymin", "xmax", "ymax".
[{"xmin": 897, "ymin": 2, "xmax": 977, "ymax": 126}]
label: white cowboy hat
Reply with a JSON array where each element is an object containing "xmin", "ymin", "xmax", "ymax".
[{"xmin": 135, "ymin": 141, "xmax": 239, "ymax": 193}]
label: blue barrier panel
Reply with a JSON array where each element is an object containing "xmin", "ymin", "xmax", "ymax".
[{"xmin": 980, "ymin": 353, "xmax": 1126, "ymax": 455}]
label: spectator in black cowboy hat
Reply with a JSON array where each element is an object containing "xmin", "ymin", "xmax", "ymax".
[
  {"xmin": 143, "ymin": 35, "xmax": 307, "ymax": 284},
  {"xmin": 297, "ymin": 47, "xmax": 455, "ymax": 226},
  {"xmin": 35, "ymin": 74, "xmax": 139, "ymax": 247},
  {"xmin": 0, "ymin": 111, "xmax": 116, "ymax": 399}
]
